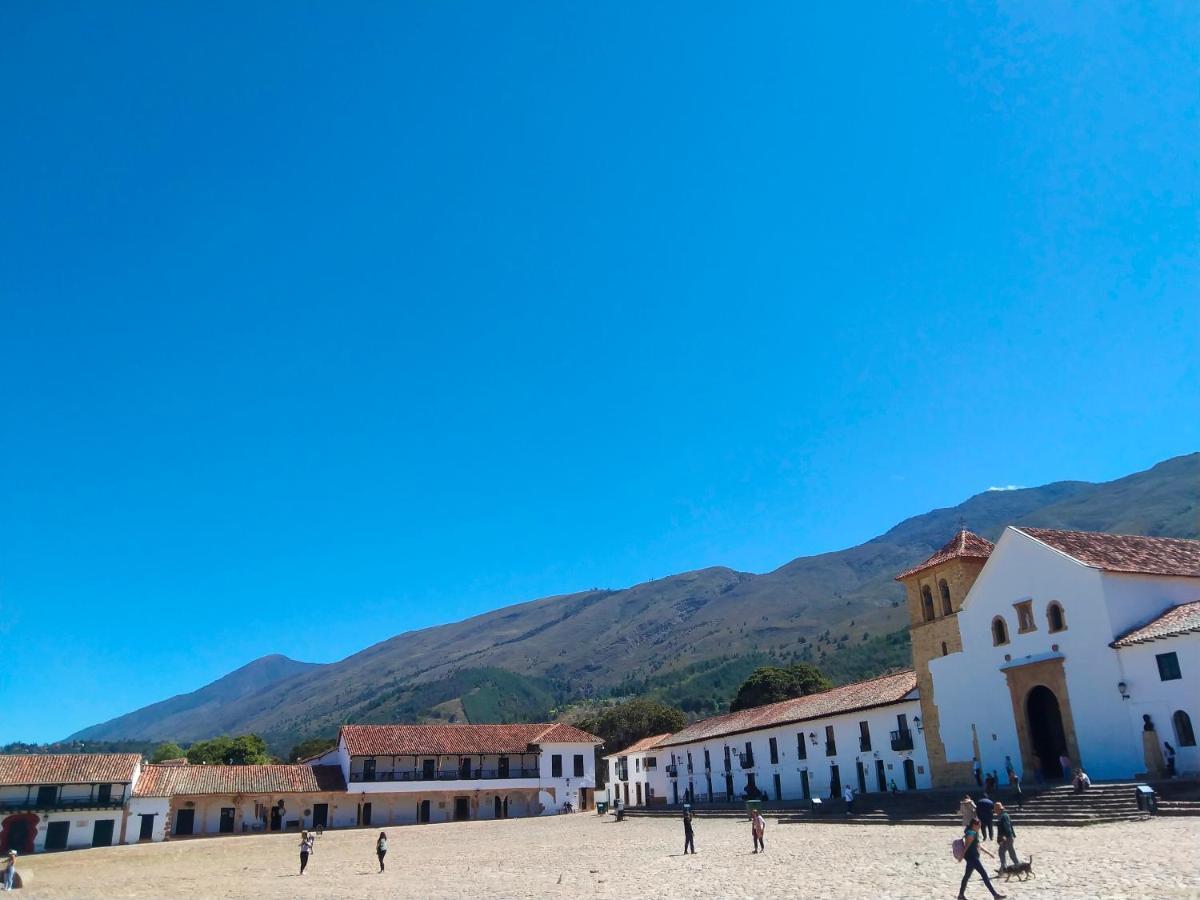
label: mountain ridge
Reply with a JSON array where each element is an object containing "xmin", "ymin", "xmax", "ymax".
[{"xmin": 69, "ymin": 452, "xmax": 1199, "ymax": 751}]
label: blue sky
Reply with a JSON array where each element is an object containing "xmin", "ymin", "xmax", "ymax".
[{"xmin": 2, "ymin": 3, "xmax": 1197, "ymax": 743}]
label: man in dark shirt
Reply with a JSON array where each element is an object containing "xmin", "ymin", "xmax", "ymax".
[
  {"xmin": 995, "ymin": 802, "xmax": 1018, "ymax": 871},
  {"xmin": 976, "ymin": 792, "xmax": 995, "ymax": 840}
]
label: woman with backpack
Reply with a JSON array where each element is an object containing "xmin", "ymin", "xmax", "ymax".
[{"xmin": 955, "ymin": 815, "xmax": 1005, "ymax": 900}]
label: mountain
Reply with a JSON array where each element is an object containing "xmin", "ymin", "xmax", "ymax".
[{"xmin": 69, "ymin": 452, "xmax": 1199, "ymax": 752}]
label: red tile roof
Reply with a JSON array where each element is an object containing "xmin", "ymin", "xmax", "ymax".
[
  {"xmin": 133, "ymin": 764, "xmax": 346, "ymax": 797},
  {"xmin": 895, "ymin": 530, "xmax": 994, "ymax": 580},
  {"xmin": 603, "ymin": 733, "xmax": 671, "ymax": 759},
  {"xmin": 1017, "ymin": 528, "xmax": 1200, "ymax": 577},
  {"xmin": 658, "ymin": 670, "xmax": 917, "ymax": 747},
  {"xmin": 1111, "ymin": 600, "xmax": 1200, "ymax": 648},
  {"xmin": 0, "ymin": 753, "xmax": 140, "ymax": 786},
  {"xmin": 340, "ymin": 723, "xmax": 601, "ymax": 757}
]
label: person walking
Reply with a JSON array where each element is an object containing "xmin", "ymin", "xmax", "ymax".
[
  {"xmin": 995, "ymin": 802, "xmax": 1018, "ymax": 872},
  {"xmin": 957, "ymin": 815, "xmax": 1005, "ymax": 900},
  {"xmin": 842, "ymin": 785, "xmax": 855, "ymax": 816},
  {"xmin": 1164, "ymin": 742, "xmax": 1177, "ymax": 777},
  {"xmin": 1004, "ymin": 756, "xmax": 1016, "ymax": 786},
  {"xmin": 976, "ymin": 793, "xmax": 994, "ymax": 841},
  {"xmin": 1011, "ymin": 772, "xmax": 1023, "ymax": 809},
  {"xmin": 750, "ymin": 810, "xmax": 766, "ymax": 853},
  {"xmin": 958, "ymin": 794, "xmax": 977, "ymax": 829},
  {"xmin": 299, "ymin": 830, "xmax": 311, "ymax": 875},
  {"xmin": 376, "ymin": 831, "xmax": 388, "ymax": 872},
  {"xmin": 682, "ymin": 811, "xmax": 696, "ymax": 855},
  {"xmin": 889, "ymin": 778, "xmax": 899, "ymax": 796},
  {"xmin": 2, "ymin": 850, "xmax": 16, "ymax": 892}
]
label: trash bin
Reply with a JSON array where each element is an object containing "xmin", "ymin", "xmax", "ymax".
[
  {"xmin": 810, "ymin": 797, "xmax": 823, "ymax": 815},
  {"xmin": 1135, "ymin": 784, "xmax": 1157, "ymax": 814},
  {"xmin": 597, "ymin": 801, "xmax": 608, "ymax": 815}
]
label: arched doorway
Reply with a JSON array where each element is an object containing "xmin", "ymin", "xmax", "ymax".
[
  {"xmin": 494, "ymin": 796, "xmax": 502, "ymax": 819},
  {"xmin": 1, "ymin": 815, "xmax": 37, "ymax": 855},
  {"xmin": 1027, "ymin": 685, "xmax": 1067, "ymax": 778}
]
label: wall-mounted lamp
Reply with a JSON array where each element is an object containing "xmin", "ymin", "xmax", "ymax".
[
  {"xmin": 1118, "ymin": 681, "xmax": 1130, "ymax": 700},
  {"xmin": 913, "ymin": 716, "xmax": 923, "ymax": 734},
  {"xmin": 809, "ymin": 732, "xmax": 818, "ymax": 746}
]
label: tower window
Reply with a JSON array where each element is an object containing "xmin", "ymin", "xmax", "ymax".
[
  {"xmin": 991, "ymin": 616, "xmax": 1009, "ymax": 647},
  {"xmin": 1047, "ymin": 602, "xmax": 1066, "ymax": 633},
  {"xmin": 939, "ymin": 580, "xmax": 952, "ymax": 616},
  {"xmin": 941, "ymin": 641, "xmax": 949, "ymax": 656},
  {"xmin": 921, "ymin": 586, "xmax": 935, "ymax": 622}
]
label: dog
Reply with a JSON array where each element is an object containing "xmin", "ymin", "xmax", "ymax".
[{"xmin": 995, "ymin": 855, "xmax": 1034, "ymax": 882}]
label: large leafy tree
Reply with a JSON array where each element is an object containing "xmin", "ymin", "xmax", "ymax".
[
  {"xmin": 289, "ymin": 737, "xmax": 337, "ymax": 763},
  {"xmin": 579, "ymin": 698, "xmax": 687, "ymax": 755},
  {"xmin": 729, "ymin": 663, "xmax": 831, "ymax": 712},
  {"xmin": 149, "ymin": 742, "xmax": 185, "ymax": 763},
  {"xmin": 185, "ymin": 734, "xmax": 272, "ymax": 765}
]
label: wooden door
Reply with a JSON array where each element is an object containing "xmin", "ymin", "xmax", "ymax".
[
  {"xmin": 903, "ymin": 759, "xmax": 917, "ymax": 790},
  {"xmin": 419, "ymin": 799, "xmax": 431, "ymax": 823},
  {"xmin": 139, "ymin": 815, "xmax": 155, "ymax": 841},
  {"xmin": 175, "ymin": 809, "xmax": 195, "ymax": 836},
  {"xmin": 875, "ymin": 760, "xmax": 887, "ymax": 792},
  {"xmin": 219, "ymin": 808, "xmax": 235, "ymax": 833},
  {"xmin": 312, "ymin": 804, "xmax": 329, "ymax": 829},
  {"xmin": 361, "ymin": 802, "xmax": 372, "ymax": 826},
  {"xmin": 800, "ymin": 770, "xmax": 810, "ymax": 800},
  {"xmin": 92, "ymin": 819, "xmax": 115, "ymax": 847},
  {"xmin": 44, "ymin": 821, "xmax": 70, "ymax": 850},
  {"xmin": 454, "ymin": 797, "xmax": 470, "ymax": 821}
]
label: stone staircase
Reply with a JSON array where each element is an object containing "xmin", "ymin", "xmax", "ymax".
[{"xmin": 621, "ymin": 779, "xmax": 1199, "ymax": 827}]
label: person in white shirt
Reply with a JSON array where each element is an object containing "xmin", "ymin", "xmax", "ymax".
[{"xmin": 843, "ymin": 785, "xmax": 855, "ymax": 815}]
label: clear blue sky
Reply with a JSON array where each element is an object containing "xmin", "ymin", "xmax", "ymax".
[{"xmin": 3, "ymin": 3, "xmax": 1197, "ymax": 743}]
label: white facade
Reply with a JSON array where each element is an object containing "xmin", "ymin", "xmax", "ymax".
[
  {"xmin": 656, "ymin": 696, "xmax": 930, "ymax": 805},
  {"xmin": 604, "ymin": 742, "xmax": 671, "ymax": 807},
  {"xmin": 930, "ymin": 527, "xmax": 1200, "ymax": 782}
]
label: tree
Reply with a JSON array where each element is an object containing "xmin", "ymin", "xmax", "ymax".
[
  {"xmin": 289, "ymin": 737, "xmax": 337, "ymax": 763},
  {"xmin": 150, "ymin": 742, "xmax": 185, "ymax": 763},
  {"xmin": 579, "ymin": 699, "xmax": 687, "ymax": 755},
  {"xmin": 185, "ymin": 734, "xmax": 271, "ymax": 766},
  {"xmin": 729, "ymin": 663, "xmax": 832, "ymax": 712}
]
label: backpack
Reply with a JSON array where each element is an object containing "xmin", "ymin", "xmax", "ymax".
[{"xmin": 951, "ymin": 838, "xmax": 966, "ymax": 862}]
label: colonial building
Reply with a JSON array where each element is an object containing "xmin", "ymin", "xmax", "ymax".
[
  {"xmin": 127, "ymin": 763, "xmax": 347, "ymax": 841},
  {"xmin": 0, "ymin": 753, "xmax": 141, "ymax": 853},
  {"xmin": 901, "ymin": 526, "xmax": 1200, "ymax": 786},
  {"xmin": 308, "ymin": 722, "xmax": 602, "ymax": 824},
  {"xmin": 604, "ymin": 671, "xmax": 929, "ymax": 807}
]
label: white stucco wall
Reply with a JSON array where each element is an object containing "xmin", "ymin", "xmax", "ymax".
[
  {"xmin": 657, "ymin": 697, "xmax": 929, "ymax": 805},
  {"xmin": 1116, "ymin": 634, "xmax": 1200, "ymax": 777},
  {"xmin": 123, "ymin": 797, "xmax": 169, "ymax": 843}
]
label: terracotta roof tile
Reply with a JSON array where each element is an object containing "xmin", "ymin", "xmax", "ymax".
[
  {"xmin": 133, "ymin": 764, "xmax": 346, "ymax": 797},
  {"xmin": 895, "ymin": 530, "xmax": 994, "ymax": 580},
  {"xmin": 603, "ymin": 733, "xmax": 671, "ymax": 759},
  {"xmin": 1017, "ymin": 528, "xmax": 1200, "ymax": 577},
  {"xmin": 0, "ymin": 754, "xmax": 140, "ymax": 786},
  {"xmin": 340, "ymin": 723, "xmax": 600, "ymax": 757},
  {"xmin": 658, "ymin": 670, "xmax": 917, "ymax": 747},
  {"xmin": 1111, "ymin": 600, "xmax": 1200, "ymax": 648}
]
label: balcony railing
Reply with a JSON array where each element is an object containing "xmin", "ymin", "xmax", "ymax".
[
  {"xmin": 825, "ymin": 742, "xmax": 837, "ymax": 757},
  {"xmin": 890, "ymin": 729, "xmax": 914, "ymax": 751},
  {"xmin": 738, "ymin": 753, "xmax": 754, "ymax": 769},
  {"xmin": 665, "ymin": 764, "xmax": 678, "ymax": 777},
  {"xmin": 350, "ymin": 768, "xmax": 538, "ymax": 784},
  {"xmin": 0, "ymin": 798, "xmax": 125, "ymax": 812},
  {"xmin": 859, "ymin": 736, "xmax": 872, "ymax": 752}
]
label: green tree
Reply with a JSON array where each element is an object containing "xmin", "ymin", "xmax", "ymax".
[
  {"xmin": 150, "ymin": 741, "xmax": 185, "ymax": 763},
  {"xmin": 289, "ymin": 736, "xmax": 337, "ymax": 763},
  {"xmin": 185, "ymin": 734, "xmax": 271, "ymax": 765},
  {"xmin": 579, "ymin": 698, "xmax": 687, "ymax": 755},
  {"xmin": 729, "ymin": 663, "xmax": 831, "ymax": 712}
]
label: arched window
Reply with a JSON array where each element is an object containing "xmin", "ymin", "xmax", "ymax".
[
  {"xmin": 921, "ymin": 586, "xmax": 935, "ymax": 622},
  {"xmin": 1174, "ymin": 710, "xmax": 1197, "ymax": 747},
  {"xmin": 941, "ymin": 641, "xmax": 949, "ymax": 656},
  {"xmin": 991, "ymin": 616, "xmax": 1009, "ymax": 646},
  {"xmin": 939, "ymin": 579, "xmax": 953, "ymax": 616},
  {"xmin": 1047, "ymin": 602, "xmax": 1066, "ymax": 633}
]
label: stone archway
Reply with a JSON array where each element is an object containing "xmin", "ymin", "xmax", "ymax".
[
  {"xmin": 1003, "ymin": 656, "xmax": 1082, "ymax": 781},
  {"xmin": 1, "ymin": 814, "xmax": 38, "ymax": 855}
]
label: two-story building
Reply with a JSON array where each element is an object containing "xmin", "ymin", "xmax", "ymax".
[
  {"xmin": 308, "ymin": 722, "xmax": 602, "ymax": 824},
  {"xmin": 602, "ymin": 733, "xmax": 671, "ymax": 807},
  {"xmin": 602, "ymin": 671, "xmax": 929, "ymax": 808},
  {"xmin": 0, "ymin": 753, "xmax": 141, "ymax": 853}
]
